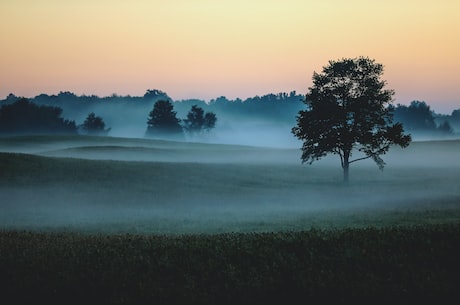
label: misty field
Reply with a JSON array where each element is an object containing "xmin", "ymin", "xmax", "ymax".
[
  {"xmin": 0, "ymin": 135, "xmax": 459, "ymax": 233},
  {"xmin": 1, "ymin": 135, "xmax": 459, "ymax": 304}
]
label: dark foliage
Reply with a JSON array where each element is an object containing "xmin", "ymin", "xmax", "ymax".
[
  {"xmin": 183, "ymin": 105, "xmax": 217, "ymax": 136},
  {"xmin": 1, "ymin": 224, "xmax": 459, "ymax": 305},
  {"xmin": 440, "ymin": 109, "xmax": 460, "ymax": 133},
  {"xmin": 145, "ymin": 100, "xmax": 183, "ymax": 139},
  {"xmin": 143, "ymin": 89, "xmax": 171, "ymax": 101},
  {"xmin": 2, "ymin": 90, "xmax": 304, "ymax": 128},
  {"xmin": 0, "ymin": 98, "xmax": 77, "ymax": 135},
  {"xmin": 393, "ymin": 101, "xmax": 455, "ymax": 136},
  {"xmin": 292, "ymin": 57, "xmax": 411, "ymax": 182},
  {"xmin": 80, "ymin": 112, "xmax": 110, "ymax": 136},
  {"xmin": 393, "ymin": 101, "xmax": 436, "ymax": 131},
  {"xmin": 206, "ymin": 91, "xmax": 303, "ymax": 122},
  {"xmin": 452, "ymin": 109, "xmax": 460, "ymax": 121},
  {"xmin": 5, "ymin": 93, "xmax": 20, "ymax": 103},
  {"xmin": 1, "ymin": 90, "xmax": 456, "ymax": 139}
]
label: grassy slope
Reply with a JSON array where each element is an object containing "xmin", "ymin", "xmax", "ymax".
[
  {"xmin": 1, "ymin": 135, "xmax": 460, "ymax": 304},
  {"xmin": 6, "ymin": 135, "xmax": 297, "ymax": 164},
  {"xmin": 0, "ymin": 135, "xmax": 459, "ymax": 233}
]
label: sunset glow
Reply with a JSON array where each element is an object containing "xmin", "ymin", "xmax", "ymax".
[{"xmin": 1, "ymin": 0, "xmax": 459, "ymax": 112}]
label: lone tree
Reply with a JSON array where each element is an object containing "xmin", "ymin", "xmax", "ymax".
[
  {"xmin": 292, "ymin": 57, "xmax": 411, "ymax": 182},
  {"xmin": 81, "ymin": 112, "xmax": 110, "ymax": 136},
  {"xmin": 145, "ymin": 100, "xmax": 183, "ymax": 139},
  {"xmin": 183, "ymin": 105, "xmax": 217, "ymax": 137}
]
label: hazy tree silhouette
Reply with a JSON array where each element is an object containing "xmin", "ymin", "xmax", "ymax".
[
  {"xmin": 393, "ymin": 101, "xmax": 437, "ymax": 132},
  {"xmin": 449, "ymin": 109, "xmax": 460, "ymax": 130},
  {"xmin": 81, "ymin": 112, "xmax": 110, "ymax": 136},
  {"xmin": 292, "ymin": 57, "xmax": 411, "ymax": 182},
  {"xmin": 143, "ymin": 89, "xmax": 171, "ymax": 101},
  {"xmin": 452, "ymin": 109, "xmax": 460, "ymax": 121},
  {"xmin": 0, "ymin": 98, "xmax": 77, "ymax": 135},
  {"xmin": 437, "ymin": 120, "xmax": 453, "ymax": 135},
  {"xmin": 145, "ymin": 100, "xmax": 183, "ymax": 139},
  {"xmin": 204, "ymin": 112, "xmax": 217, "ymax": 130},
  {"xmin": 393, "ymin": 101, "xmax": 456, "ymax": 136},
  {"xmin": 5, "ymin": 93, "xmax": 20, "ymax": 103},
  {"xmin": 183, "ymin": 105, "xmax": 217, "ymax": 137}
]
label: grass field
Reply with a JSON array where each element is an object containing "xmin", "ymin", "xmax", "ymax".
[
  {"xmin": 0, "ymin": 135, "xmax": 459, "ymax": 233},
  {"xmin": 1, "ymin": 225, "xmax": 459, "ymax": 305},
  {"xmin": 0, "ymin": 135, "xmax": 459, "ymax": 304}
]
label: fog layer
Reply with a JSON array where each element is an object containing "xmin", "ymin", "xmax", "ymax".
[{"xmin": 0, "ymin": 136, "xmax": 459, "ymax": 233}]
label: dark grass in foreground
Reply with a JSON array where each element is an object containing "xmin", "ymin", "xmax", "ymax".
[{"xmin": 1, "ymin": 224, "xmax": 460, "ymax": 305}]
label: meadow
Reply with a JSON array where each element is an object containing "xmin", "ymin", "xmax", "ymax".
[{"xmin": 0, "ymin": 135, "xmax": 459, "ymax": 304}]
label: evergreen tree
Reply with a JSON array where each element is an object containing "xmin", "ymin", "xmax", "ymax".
[{"xmin": 145, "ymin": 100, "xmax": 183, "ymax": 139}]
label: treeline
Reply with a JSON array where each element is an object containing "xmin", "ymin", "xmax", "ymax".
[
  {"xmin": 0, "ymin": 90, "xmax": 304, "ymax": 138},
  {"xmin": 0, "ymin": 90, "xmax": 459, "ymax": 139},
  {"xmin": 2, "ymin": 89, "xmax": 304, "ymax": 122},
  {"xmin": 0, "ymin": 97, "xmax": 217, "ymax": 139},
  {"xmin": 0, "ymin": 98, "xmax": 77, "ymax": 135},
  {"xmin": 145, "ymin": 100, "xmax": 217, "ymax": 140},
  {"xmin": 392, "ymin": 101, "xmax": 457, "ymax": 137}
]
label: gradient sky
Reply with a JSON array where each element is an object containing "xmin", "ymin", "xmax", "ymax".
[{"xmin": 1, "ymin": 0, "xmax": 459, "ymax": 113}]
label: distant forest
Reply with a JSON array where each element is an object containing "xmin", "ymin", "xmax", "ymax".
[{"xmin": 1, "ymin": 89, "xmax": 459, "ymax": 142}]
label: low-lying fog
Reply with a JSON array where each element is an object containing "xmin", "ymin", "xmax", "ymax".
[
  {"xmin": 67, "ymin": 101, "xmax": 302, "ymax": 148},
  {"xmin": 0, "ymin": 136, "xmax": 459, "ymax": 233}
]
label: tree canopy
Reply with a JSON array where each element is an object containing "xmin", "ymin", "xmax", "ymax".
[
  {"xmin": 0, "ymin": 90, "xmax": 456, "ymax": 140},
  {"xmin": 392, "ymin": 101, "xmax": 454, "ymax": 136},
  {"xmin": 145, "ymin": 100, "xmax": 183, "ymax": 139},
  {"xmin": 183, "ymin": 105, "xmax": 217, "ymax": 137},
  {"xmin": 81, "ymin": 112, "xmax": 110, "ymax": 136},
  {"xmin": 0, "ymin": 98, "xmax": 77, "ymax": 135},
  {"xmin": 393, "ymin": 101, "xmax": 436, "ymax": 131},
  {"xmin": 292, "ymin": 57, "xmax": 411, "ymax": 182}
]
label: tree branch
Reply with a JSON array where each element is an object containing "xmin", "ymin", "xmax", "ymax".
[
  {"xmin": 334, "ymin": 149, "xmax": 344, "ymax": 167},
  {"xmin": 349, "ymin": 155, "xmax": 372, "ymax": 164}
]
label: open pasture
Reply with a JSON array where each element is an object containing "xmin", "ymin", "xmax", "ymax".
[
  {"xmin": 1, "ymin": 135, "xmax": 460, "ymax": 304},
  {"xmin": 0, "ymin": 135, "xmax": 459, "ymax": 233}
]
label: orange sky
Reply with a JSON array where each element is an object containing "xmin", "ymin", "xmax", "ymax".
[{"xmin": 1, "ymin": 0, "xmax": 459, "ymax": 113}]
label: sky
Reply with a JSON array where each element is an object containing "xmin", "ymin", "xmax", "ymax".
[{"xmin": 1, "ymin": 0, "xmax": 459, "ymax": 113}]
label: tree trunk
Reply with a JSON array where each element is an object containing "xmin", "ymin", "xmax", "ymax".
[
  {"xmin": 343, "ymin": 151, "xmax": 350, "ymax": 183},
  {"xmin": 343, "ymin": 162, "xmax": 349, "ymax": 183}
]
